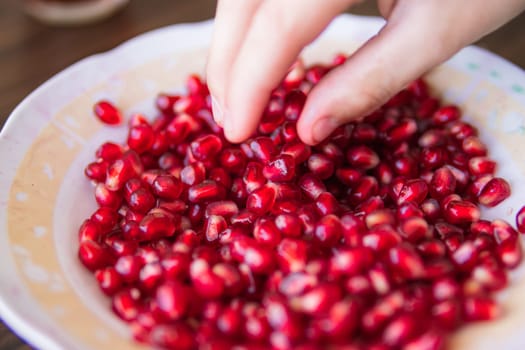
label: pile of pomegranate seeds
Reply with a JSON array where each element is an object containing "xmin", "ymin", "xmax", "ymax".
[{"xmin": 81, "ymin": 56, "xmax": 525, "ymax": 350}]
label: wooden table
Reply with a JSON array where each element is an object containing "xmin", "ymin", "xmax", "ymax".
[{"xmin": 0, "ymin": 1, "xmax": 524, "ymax": 349}]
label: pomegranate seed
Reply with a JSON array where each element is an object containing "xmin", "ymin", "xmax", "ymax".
[
  {"xmin": 150, "ymin": 323, "xmax": 194, "ymax": 350},
  {"xmin": 463, "ymin": 297, "xmax": 501, "ymax": 321},
  {"xmin": 152, "ymin": 174, "xmax": 182, "ymax": 200},
  {"xmin": 188, "ymin": 180, "xmax": 226, "ymax": 203},
  {"xmin": 432, "ymin": 105, "xmax": 460, "ymax": 125},
  {"xmin": 95, "ymin": 267, "xmax": 122, "ymax": 296},
  {"xmin": 128, "ymin": 124, "xmax": 155, "ymax": 154},
  {"xmin": 387, "ymin": 244, "xmax": 425, "ymax": 279},
  {"xmin": 112, "ymin": 288, "xmax": 142, "ymax": 321},
  {"xmin": 477, "ymin": 177, "xmax": 511, "ymax": 207},
  {"xmin": 444, "ymin": 200, "xmax": 480, "ymax": 225},
  {"xmin": 346, "ymin": 145, "xmax": 379, "ymax": 170},
  {"xmin": 382, "ymin": 313, "xmax": 421, "ymax": 347},
  {"xmin": 307, "ymin": 154, "xmax": 335, "ymax": 179},
  {"xmin": 191, "ymin": 134, "xmax": 223, "ymax": 161},
  {"xmin": 84, "ymin": 161, "xmax": 108, "ymax": 182},
  {"xmin": 263, "ymin": 154, "xmax": 296, "ymax": 182},
  {"xmin": 246, "ymin": 184, "xmax": 277, "ymax": 215},
  {"xmin": 290, "ymin": 283, "xmax": 341, "ymax": 315},
  {"xmin": 78, "ymin": 219, "xmax": 102, "ymax": 242},
  {"xmin": 128, "ymin": 188, "xmax": 156, "ymax": 214},
  {"xmin": 94, "ymin": 100, "xmax": 122, "ymax": 125},
  {"xmin": 396, "ymin": 179, "xmax": 428, "ymax": 205},
  {"xmin": 517, "ymin": 206, "xmax": 525, "ymax": 233},
  {"xmin": 78, "ymin": 240, "xmax": 113, "ymax": 271}
]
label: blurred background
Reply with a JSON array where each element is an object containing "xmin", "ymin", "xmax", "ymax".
[{"xmin": 0, "ymin": 0, "xmax": 524, "ymax": 348}]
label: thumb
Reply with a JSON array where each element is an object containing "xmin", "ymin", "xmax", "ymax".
[{"xmin": 296, "ymin": 3, "xmax": 459, "ymax": 145}]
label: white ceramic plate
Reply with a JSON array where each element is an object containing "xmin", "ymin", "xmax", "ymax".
[{"xmin": 1, "ymin": 15, "xmax": 525, "ymax": 350}]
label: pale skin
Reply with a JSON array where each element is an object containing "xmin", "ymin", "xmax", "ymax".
[{"xmin": 206, "ymin": 0, "xmax": 525, "ymax": 145}]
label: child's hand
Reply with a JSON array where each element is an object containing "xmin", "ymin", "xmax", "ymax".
[{"xmin": 207, "ymin": 0, "xmax": 525, "ymax": 145}]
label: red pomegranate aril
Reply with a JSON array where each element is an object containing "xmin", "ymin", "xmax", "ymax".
[
  {"xmin": 468, "ymin": 156, "xmax": 496, "ymax": 176},
  {"xmin": 95, "ymin": 267, "xmax": 123, "ymax": 296},
  {"xmin": 299, "ymin": 174, "xmax": 326, "ymax": 200},
  {"xmin": 314, "ymin": 215, "xmax": 343, "ymax": 246},
  {"xmin": 79, "ymin": 240, "xmax": 113, "ymax": 271},
  {"xmin": 330, "ymin": 247, "xmax": 374, "ymax": 277},
  {"xmin": 263, "ymin": 154, "xmax": 296, "ymax": 182},
  {"xmin": 432, "ymin": 300, "xmax": 461, "ymax": 330},
  {"xmin": 243, "ymin": 162, "xmax": 266, "ymax": 194},
  {"xmin": 432, "ymin": 105, "xmax": 460, "ymax": 125},
  {"xmin": 128, "ymin": 188, "xmax": 156, "ymax": 214},
  {"xmin": 307, "ymin": 154, "xmax": 335, "ymax": 179},
  {"xmin": 388, "ymin": 244, "xmax": 425, "ymax": 279},
  {"xmin": 429, "ymin": 167, "xmax": 456, "ymax": 199},
  {"xmin": 382, "ymin": 313, "xmax": 421, "ymax": 347},
  {"xmin": 497, "ymin": 236, "xmax": 522, "ymax": 269},
  {"xmin": 96, "ymin": 142, "xmax": 123, "ymax": 162},
  {"xmin": 204, "ymin": 215, "xmax": 227, "ymax": 242},
  {"xmin": 492, "ymin": 219, "xmax": 518, "ymax": 243},
  {"xmin": 254, "ymin": 218, "xmax": 282, "ymax": 247},
  {"xmin": 472, "ymin": 264, "xmax": 508, "ymax": 291},
  {"xmin": 290, "ymin": 283, "xmax": 341, "ymax": 315},
  {"xmin": 246, "ymin": 184, "xmax": 277, "ymax": 215},
  {"xmin": 363, "ymin": 226, "xmax": 402, "ymax": 253},
  {"xmin": 112, "ymin": 288, "xmax": 142, "ymax": 321},
  {"xmin": 219, "ymin": 148, "xmax": 247, "ymax": 175},
  {"xmin": 78, "ymin": 219, "xmax": 102, "ymax": 242},
  {"xmin": 191, "ymin": 134, "xmax": 223, "ymax": 161},
  {"xmin": 396, "ymin": 179, "xmax": 429, "ymax": 205},
  {"xmin": 139, "ymin": 212, "xmax": 179, "ymax": 241},
  {"xmin": 477, "ymin": 177, "xmax": 511, "ymax": 207},
  {"xmin": 418, "ymin": 240, "xmax": 447, "ymax": 258},
  {"xmin": 85, "ymin": 161, "xmax": 108, "ymax": 182},
  {"xmin": 444, "ymin": 200, "xmax": 480, "ymax": 225},
  {"xmin": 106, "ymin": 151, "xmax": 143, "ymax": 191},
  {"xmin": 190, "ymin": 259, "xmax": 225, "ymax": 299},
  {"xmin": 115, "ymin": 255, "xmax": 144, "ymax": 283},
  {"xmin": 94, "ymin": 183, "xmax": 122, "ymax": 209},
  {"xmin": 517, "ymin": 206, "xmax": 525, "ymax": 233},
  {"xmin": 281, "ymin": 141, "xmax": 312, "ymax": 165},
  {"xmin": 208, "ymin": 168, "xmax": 232, "ymax": 189},
  {"xmin": 127, "ymin": 124, "xmax": 155, "ymax": 154},
  {"xmin": 94, "ymin": 100, "xmax": 122, "ymax": 125},
  {"xmin": 274, "ymin": 214, "xmax": 302, "ymax": 238},
  {"xmin": 451, "ymin": 241, "xmax": 479, "ymax": 271},
  {"xmin": 180, "ymin": 162, "xmax": 206, "ymax": 186},
  {"xmin": 152, "ymin": 174, "xmax": 182, "ymax": 200},
  {"xmin": 463, "ymin": 297, "xmax": 501, "ymax": 321},
  {"xmin": 155, "ymin": 282, "xmax": 190, "ymax": 320},
  {"xmin": 346, "ymin": 145, "xmax": 380, "ymax": 170},
  {"xmin": 188, "ymin": 180, "xmax": 226, "ymax": 203},
  {"xmin": 349, "ymin": 176, "xmax": 379, "ymax": 205},
  {"xmin": 462, "ymin": 136, "xmax": 487, "ymax": 157},
  {"xmin": 399, "ymin": 217, "xmax": 430, "ymax": 242},
  {"xmin": 365, "ymin": 209, "xmax": 395, "ymax": 229},
  {"xmin": 244, "ymin": 244, "xmax": 275, "ymax": 274},
  {"xmin": 362, "ymin": 290, "xmax": 403, "ymax": 333},
  {"xmin": 249, "ymin": 137, "xmax": 276, "ymax": 162},
  {"xmin": 150, "ymin": 323, "xmax": 195, "ymax": 350},
  {"xmin": 277, "ymin": 238, "xmax": 308, "ymax": 273}
]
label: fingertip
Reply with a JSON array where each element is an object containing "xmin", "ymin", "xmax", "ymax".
[{"xmin": 211, "ymin": 95, "xmax": 224, "ymax": 127}]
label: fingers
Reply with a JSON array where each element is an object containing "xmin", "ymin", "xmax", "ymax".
[
  {"xmin": 296, "ymin": 1, "xmax": 463, "ymax": 145},
  {"xmin": 206, "ymin": 0, "xmax": 263, "ymax": 126},
  {"xmin": 222, "ymin": 0, "xmax": 355, "ymax": 143},
  {"xmin": 297, "ymin": 0, "xmax": 525, "ymax": 145}
]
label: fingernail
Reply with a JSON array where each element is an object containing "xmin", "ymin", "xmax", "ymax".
[
  {"xmin": 211, "ymin": 95, "xmax": 223, "ymax": 126},
  {"xmin": 311, "ymin": 117, "xmax": 337, "ymax": 144}
]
